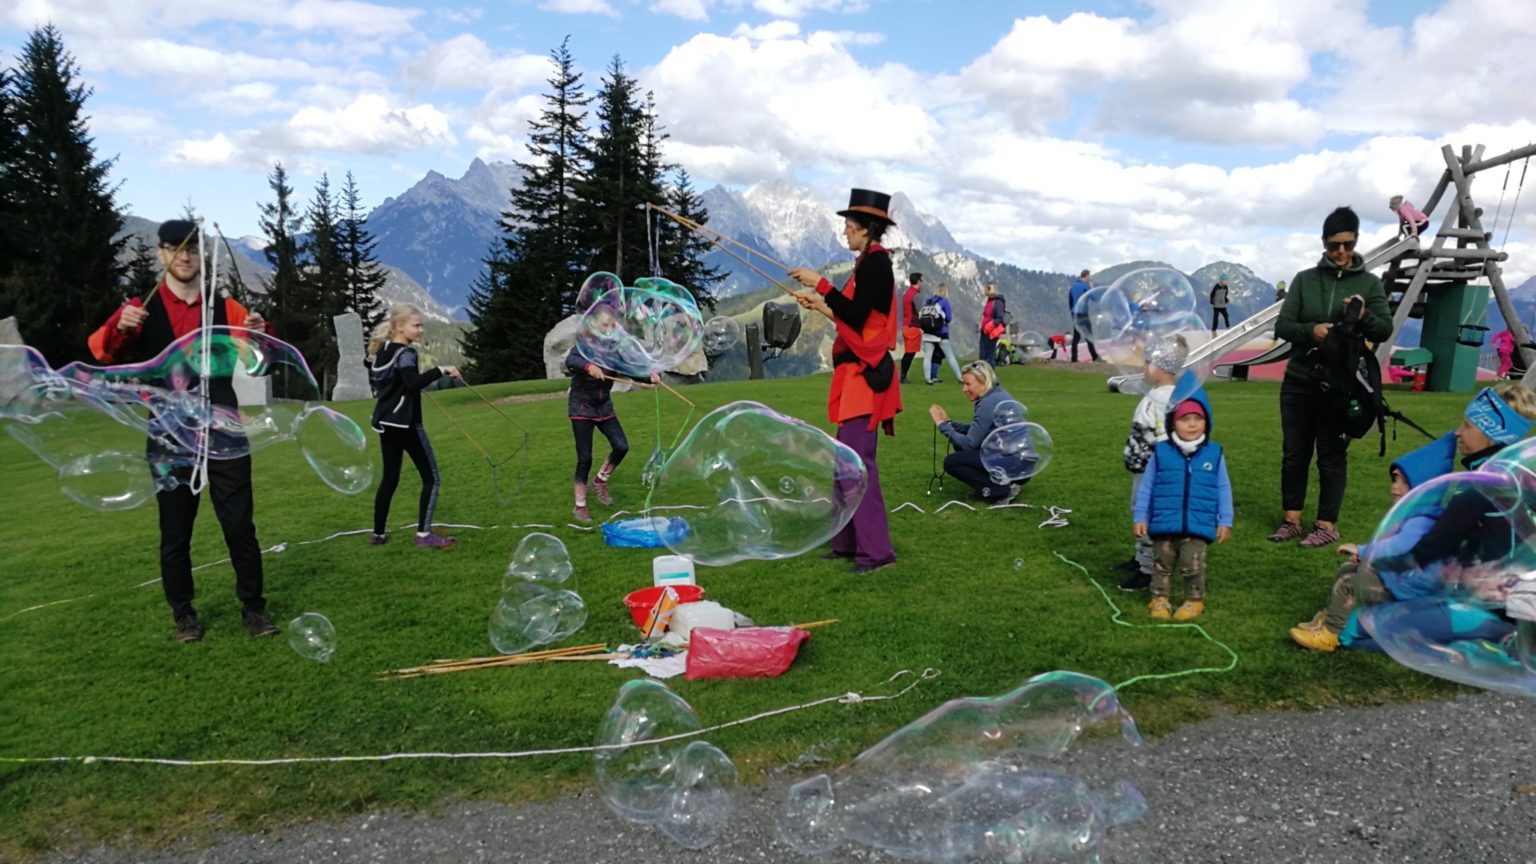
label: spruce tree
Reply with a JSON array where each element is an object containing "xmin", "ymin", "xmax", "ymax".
[
  {"xmin": 258, "ymin": 162, "xmax": 309, "ymax": 396},
  {"xmin": 466, "ymin": 38, "xmax": 591, "ymax": 381},
  {"xmin": 301, "ymin": 173, "xmax": 347, "ymax": 395},
  {"xmin": 658, "ymin": 168, "xmax": 722, "ymax": 311},
  {"xmin": 124, "ymin": 237, "xmax": 159, "ymax": 300},
  {"xmin": 0, "ymin": 25, "xmax": 126, "ymax": 364},
  {"xmin": 575, "ymin": 56, "xmax": 663, "ymax": 285},
  {"xmin": 338, "ymin": 171, "xmax": 386, "ymax": 340}
]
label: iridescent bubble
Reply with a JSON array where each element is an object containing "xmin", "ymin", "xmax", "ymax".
[
  {"xmin": 1013, "ymin": 557, "xmax": 1025, "ymax": 571},
  {"xmin": 504, "ymin": 532, "xmax": 573, "ymax": 586},
  {"xmin": 992, "ymin": 399, "xmax": 1027, "ymax": 428},
  {"xmin": 650, "ymin": 401, "xmax": 868, "ymax": 566},
  {"xmin": 575, "ymin": 281, "xmax": 704, "ymax": 378},
  {"xmin": 774, "ymin": 672, "xmax": 1146, "ymax": 861},
  {"xmin": 702, "ymin": 316, "xmax": 741, "ymax": 354},
  {"xmin": 1072, "ymin": 285, "xmax": 1130, "ymax": 343},
  {"xmin": 982, "ymin": 421, "xmax": 1054, "ymax": 484},
  {"xmin": 58, "ymin": 451, "xmax": 155, "ymax": 512},
  {"xmin": 287, "ymin": 612, "xmax": 337, "ymax": 663},
  {"xmin": 295, "ymin": 403, "xmax": 373, "ymax": 495},
  {"xmin": 778, "ymin": 476, "xmax": 796, "ymax": 494},
  {"xmin": 1099, "ymin": 311, "xmax": 1212, "ymax": 401},
  {"xmin": 575, "ymin": 271, "xmax": 624, "ymax": 314},
  {"xmin": 1016, "ymin": 331, "xmax": 1047, "ymax": 359},
  {"xmin": 489, "ymin": 582, "xmax": 588, "ymax": 655},
  {"xmin": 595, "ymin": 679, "xmax": 738, "ymax": 849},
  {"xmin": 641, "ymin": 447, "xmax": 667, "ymax": 489}
]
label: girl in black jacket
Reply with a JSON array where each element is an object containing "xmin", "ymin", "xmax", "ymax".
[{"xmin": 367, "ymin": 304, "xmax": 462, "ymax": 547}]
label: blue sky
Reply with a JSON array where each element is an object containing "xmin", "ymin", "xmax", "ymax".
[{"xmin": 3, "ymin": 0, "xmax": 1534, "ymax": 284}]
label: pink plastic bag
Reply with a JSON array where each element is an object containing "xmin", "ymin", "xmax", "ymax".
[{"xmin": 684, "ymin": 627, "xmax": 810, "ymax": 680}]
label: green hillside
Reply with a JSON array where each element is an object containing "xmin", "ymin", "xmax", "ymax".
[{"xmin": 0, "ymin": 367, "xmax": 1477, "ymax": 856}]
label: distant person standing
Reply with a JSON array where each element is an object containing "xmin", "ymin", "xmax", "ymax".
[
  {"xmin": 899, "ymin": 272, "xmax": 923, "ymax": 384},
  {"xmin": 1389, "ymin": 195, "xmax": 1431, "ymax": 238},
  {"xmin": 1275, "ymin": 279, "xmax": 1287, "ymax": 303},
  {"xmin": 1068, "ymin": 269, "xmax": 1101, "ymax": 362},
  {"xmin": 1210, "ymin": 275, "xmax": 1231, "ymax": 333},
  {"xmin": 978, "ymin": 282, "xmax": 1006, "ymax": 365}
]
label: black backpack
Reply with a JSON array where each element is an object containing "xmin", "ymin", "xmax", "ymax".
[
  {"xmin": 762, "ymin": 301, "xmax": 802, "ymax": 351},
  {"xmin": 1312, "ymin": 298, "xmax": 1431, "ymax": 455},
  {"xmin": 917, "ymin": 299, "xmax": 946, "ymax": 335}
]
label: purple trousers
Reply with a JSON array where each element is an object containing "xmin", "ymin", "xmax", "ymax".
[{"xmin": 832, "ymin": 418, "xmax": 895, "ymax": 567}]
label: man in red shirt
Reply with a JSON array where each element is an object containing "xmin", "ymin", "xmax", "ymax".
[{"xmin": 88, "ymin": 219, "xmax": 278, "ymax": 643}]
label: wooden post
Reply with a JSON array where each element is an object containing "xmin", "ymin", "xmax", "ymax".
[{"xmin": 745, "ymin": 323, "xmax": 764, "ymax": 380}]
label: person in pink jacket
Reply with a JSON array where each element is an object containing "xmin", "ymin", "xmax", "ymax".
[{"xmin": 1389, "ymin": 195, "xmax": 1430, "ymax": 237}]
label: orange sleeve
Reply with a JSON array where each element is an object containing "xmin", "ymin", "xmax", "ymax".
[
  {"xmin": 88, "ymin": 300, "xmax": 143, "ymax": 363},
  {"xmin": 224, "ymin": 298, "xmax": 248, "ymax": 329}
]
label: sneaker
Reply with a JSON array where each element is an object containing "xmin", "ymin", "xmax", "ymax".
[
  {"xmin": 1118, "ymin": 570, "xmax": 1151, "ymax": 592},
  {"xmin": 369, "ymin": 533, "xmax": 388, "ymax": 546},
  {"xmin": 819, "ymin": 550, "xmax": 854, "ymax": 561},
  {"xmin": 1299, "ymin": 524, "xmax": 1341, "ymax": 549},
  {"xmin": 1290, "ymin": 625, "xmax": 1339, "ymax": 652},
  {"xmin": 1000, "ymin": 484, "xmax": 1022, "ymax": 506},
  {"xmin": 572, "ymin": 505, "xmax": 593, "ymax": 523},
  {"xmin": 851, "ymin": 560, "xmax": 894, "ymax": 575},
  {"xmin": 1173, "ymin": 600, "xmax": 1206, "ymax": 621},
  {"xmin": 1113, "ymin": 558, "xmax": 1140, "ymax": 573},
  {"xmin": 174, "ymin": 613, "xmax": 203, "ymax": 643},
  {"xmin": 241, "ymin": 608, "xmax": 279, "ymax": 637},
  {"xmin": 1267, "ymin": 520, "xmax": 1305, "ymax": 543},
  {"xmin": 1294, "ymin": 610, "xmax": 1327, "ymax": 632},
  {"xmin": 1148, "ymin": 597, "xmax": 1172, "ymax": 620},
  {"xmin": 415, "ymin": 533, "xmax": 457, "ymax": 548},
  {"xmin": 592, "ymin": 478, "xmax": 613, "ymax": 506}
]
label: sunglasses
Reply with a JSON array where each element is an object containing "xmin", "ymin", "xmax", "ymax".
[{"xmin": 1324, "ymin": 239, "xmax": 1357, "ymax": 252}]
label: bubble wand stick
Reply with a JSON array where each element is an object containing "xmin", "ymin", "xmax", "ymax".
[{"xmin": 645, "ymin": 203, "xmax": 798, "ymax": 296}]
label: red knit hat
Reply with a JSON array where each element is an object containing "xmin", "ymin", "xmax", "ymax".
[{"xmin": 1174, "ymin": 399, "xmax": 1206, "ymax": 419}]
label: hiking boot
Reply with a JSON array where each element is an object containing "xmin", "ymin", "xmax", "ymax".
[
  {"xmin": 241, "ymin": 608, "xmax": 279, "ymax": 638},
  {"xmin": 572, "ymin": 505, "xmax": 593, "ymax": 524},
  {"xmin": 1267, "ymin": 520, "xmax": 1305, "ymax": 543},
  {"xmin": 1148, "ymin": 597, "xmax": 1172, "ymax": 620},
  {"xmin": 1118, "ymin": 570, "xmax": 1151, "ymax": 592},
  {"xmin": 1295, "ymin": 610, "xmax": 1327, "ymax": 632},
  {"xmin": 1173, "ymin": 600, "xmax": 1206, "ymax": 621},
  {"xmin": 174, "ymin": 613, "xmax": 203, "ymax": 643},
  {"xmin": 369, "ymin": 532, "xmax": 388, "ymax": 546},
  {"xmin": 592, "ymin": 478, "xmax": 614, "ymax": 506},
  {"xmin": 415, "ymin": 533, "xmax": 456, "ymax": 548},
  {"xmin": 1290, "ymin": 625, "xmax": 1339, "ymax": 652},
  {"xmin": 1299, "ymin": 524, "xmax": 1341, "ymax": 549}
]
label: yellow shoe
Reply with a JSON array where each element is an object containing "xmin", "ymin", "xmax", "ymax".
[
  {"xmin": 1294, "ymin": 610, "xmax": 1326, "ymax": 632},
  {"xmin": 1173, "ymin": 600, "xmax": 1205, "ymax": 621},
  {"xmin": 1289, "ymin": 625, "xmax": 1340, "ymax": 652},
  {"xmin": 1149, "ymin": 597, "xmax": 1172, "ymax": 620}
]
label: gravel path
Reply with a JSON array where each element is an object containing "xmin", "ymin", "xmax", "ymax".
[{"xmin": 40, "ymin": 690, "xmax": 1536, "ymax": 864}]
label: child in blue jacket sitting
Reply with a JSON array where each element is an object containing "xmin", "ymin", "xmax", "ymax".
[{"xmin": 1133, "ymin": 393, "xmax": 1233, "ymax": 621}]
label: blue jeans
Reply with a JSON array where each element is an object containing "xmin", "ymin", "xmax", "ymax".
[{"xmin": 921, "ymin": 338, "xmax": 963, "ymax": 382}]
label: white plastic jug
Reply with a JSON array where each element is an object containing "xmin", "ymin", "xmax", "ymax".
[{"xmin": 652, "ymin": 554, "xmax": 696, "ymax": 588}]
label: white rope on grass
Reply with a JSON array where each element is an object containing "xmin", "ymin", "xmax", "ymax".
[
  {"xmin": 933, "ymin": 500, "xmax": 977, "ymax": 513},
  {"xmin": 0, "ymin": 668, "xmax": 940, "ymax": 768},
  {"xmin": 889, "ymin": 501, "xmax": 926, "ymax": 514}
]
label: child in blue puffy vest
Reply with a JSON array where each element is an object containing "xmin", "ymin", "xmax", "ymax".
[{"xmin": 1133, "ymin": 395, "xmax": 1233, "ymax": 621}]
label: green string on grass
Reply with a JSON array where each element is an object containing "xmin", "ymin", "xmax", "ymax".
[
  {"xmin": 1052, "ymin": 551, "xmax": 1239, "ymax": 693},
  {"xmin": 639, "ymin": 387, "xmax": 694, "ymax": 514}
]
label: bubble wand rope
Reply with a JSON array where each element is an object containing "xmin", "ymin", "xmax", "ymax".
[
  {"xmin": 457, "ymin": 380, "xmax": 532, "ymax": 435},
  {"xmin": 639, "ymin": 387, "xmax": 694, "ymax": 514},
  {"xmin": 425, "ymin": 390, "xmax": 529, "ymax": 506},
  {"xmin": 0, "ymin": 668, "xmax": 939, "ymax": 767},
  {"xmin": 645, "ymin": 203, "xmax": 797, "ymax": 295},
  {"xmin": 614, "ymin": 375, "xmax": 695, "ymax": 408},
  {"xmin": 1052, "ymin": 551, "xmax": 1238, "ymax": 694}
]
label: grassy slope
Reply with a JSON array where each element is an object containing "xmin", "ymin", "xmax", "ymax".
[{"xmin": 0, "ymin": 365, "xmax": 1475, "ymax": 855}]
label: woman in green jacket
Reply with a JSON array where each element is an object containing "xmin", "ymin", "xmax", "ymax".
[{"xmin": 1270, "ymin": 206, "xmax": 1394, "ymax": 548}]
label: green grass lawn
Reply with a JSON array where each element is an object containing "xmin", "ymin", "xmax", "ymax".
[{"xmin": 0, "ymin": 363, "xmax": 1478, "ymax": 856}]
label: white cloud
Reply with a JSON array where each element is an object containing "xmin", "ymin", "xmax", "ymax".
[
  {"xmin": 401, "ymin": 34, "xmax": 551, "ymax": 93},
  {"xmin": 752, "ymin": 0, "xmax": 864, "ymax": 17},
  {"xmin": 651, "ymin": 0, "xmax": 710, "ymax": 21},
  {"xmin": 193, "ymin": 82, "xmax": 291, "ymax": 116},
  {"xmin": 730, "ymin": 20, "xmax": 799, "ymax": 40},
  {"xmin": 538, "ymin": 0, "xmax": 617, "ymax": 15},
  {"xmin": 171, "ymin": 132, "xmax": 240, "ymax": 167}
]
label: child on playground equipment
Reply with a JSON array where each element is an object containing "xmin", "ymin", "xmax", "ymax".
[
  {"xmin": 1389, "ymin": 195, "xmax": 1431, "ymax": 238},
  {"xmin": 368, "ymin": 303, "xmax": 464, "ymax": 548},
  {"xmin": 1133, "ymin": 392, "xmax": 1232, "ymax": 621}
]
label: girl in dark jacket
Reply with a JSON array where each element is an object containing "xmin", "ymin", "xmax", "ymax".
[
  {"xmin": 565, "ymin": 305, "xmax": 659, "ymax": 523},
  {"xmin": 368, "ymin": 304, "xmax": 462, "ymax": 547}
]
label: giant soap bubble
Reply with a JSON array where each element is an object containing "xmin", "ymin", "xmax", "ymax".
[
  {"xmin": 981, "ymin": 421, "xmax": 1054, "ymax": 484},
  {"xmin": 575, "ymin": 277, "xmax": 704, "ymax": 378},
  {"xmin": 595, "ymin": 679, "xmax": 739, "ymax": 849},
  {"xmin": 1, "ymin": 328, "xmax": 374, "ymax": 507},
  {"xmin": 1072, "ymin": 285, "xmax": 1129, "ymax": 344},
  {"xmin": 649, "ymin": 400, "xmax": 868, "ymax": 566},
  {"xmin": 575, "ymin": 271, "xmax": 624, "ymax": 314},
  {"xmin": 490, "ymin": 532, "xmax": 586, "ymax": 654},
  {"xmin": 775, "ymin": 671, "xmax": 1146, "ymax": 861},
  {"xmin": 1095, "ymin": 269, "xmax": 1211, "ymax": 401}
]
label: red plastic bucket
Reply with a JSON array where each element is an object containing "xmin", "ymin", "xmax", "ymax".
[{"xmin": 623, "ymin": 585, "xmax": 706, "ymax": 628}]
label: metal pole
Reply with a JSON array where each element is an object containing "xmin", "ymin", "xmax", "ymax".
[{"xmin": 745, "ymin": 323, "xmax": 764, "ymax": 380}]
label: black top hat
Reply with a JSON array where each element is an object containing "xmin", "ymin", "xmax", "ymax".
[{"xmin": 837, "ymin": 188, "xmax": 896, "ymax": 227}]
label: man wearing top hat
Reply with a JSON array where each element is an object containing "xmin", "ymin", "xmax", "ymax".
[
  {"xmin": 788, "ymin": 188, "xmax": 902, "ymax": 574},
  {"xmin": 88, "ymin": 219, "xmax": 280, "ymax": 643}
]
